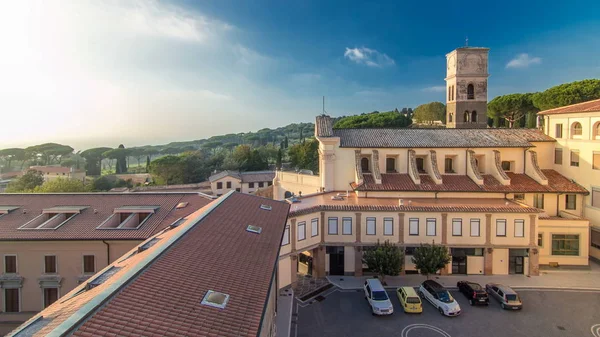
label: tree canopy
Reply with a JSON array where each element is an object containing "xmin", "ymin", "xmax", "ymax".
[
  {"xmin": 362, "ymin": 240, "xmax": 404, "ymax": 283},
  {"xmin": 81, "ymin": 147, "xmax": 112, "ymax": 176},
  {"xmin": 5, "ymin": 170, "xmax": 45, "ymax": 192},
  {"xmin": 532, "ymin": 79, "xmax": 600, "ymax": 111},
  {"xmin": 288, "ymin": 139, "xmax": 319, "ymax": 173},
  {"xmin": 411, "ymin": 243, "xmax": 451, "ymax": 279},
  {"xmin": 333, "ymin": 110, "xmax": 412, "ymax": 129},
  {"xmin": 413, "ymin": 102, "xmax": 446, "ymax": 124},
  {"xmin": 33, "ymin": 178, "xmax": 90, "ymax": 193},
  {"xmin": 488, "ymin": 93, "xmax": 538, "ymax": 128},
  {"xmin": 25, "ymin": 143, "xmax": 74, "ymax": 165}
]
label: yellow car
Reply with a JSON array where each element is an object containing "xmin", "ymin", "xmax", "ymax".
[{"xmin": 396, "ymin": 287, "xmax": 423, "ymax": 313}]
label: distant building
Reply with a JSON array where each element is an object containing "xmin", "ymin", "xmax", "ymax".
[
  {"xmin": 209, "ymin": 170, "xmax": 275, "ymax": 196},
  {"xmin": 6, "ymin": 192, "xmax": 289, "ymax": 337},
  {"xmin": 0, "ymin": 192, "xmax": 212, "ymax": 334},
  {"xmin": 28, "ymin": 166, "xmax": 86, "ymax": 182}
]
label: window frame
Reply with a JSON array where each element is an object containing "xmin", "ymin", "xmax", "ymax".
[
  {"xmin": 342, "ymin": 217, "xmax": 353, "ymax": 235},
  {"xmin": 282, "ymin": 225, "xmax": 290, "ymax": 245},
  {"xmin": 514, "ymin": 219, "xmax": 525, "ymax": 238},
  {"xmin": 297, "ymin": 221, "xmax": 306, "ymax": 241},
  {"xmin": 386, "ymin": 157, "xmax": 396, "ymax": 173},
  {"xmin": 226, "ymin": 181, "xmax": 232, "ymax": 189},
  {"xmin": 4, "ymin": 255, "xmax": 17, "ymax": 274},
  {"xmin": 216, "ymin": 182, "xmax": 223, "ymax": 189},
  {"xmin": 470, "ymin": 219, "xmax": 480, "ymax": 237},
  {"xmin": 366, "ymin": 217, "xmax": 376, "ymax": 235},
  {"xmin": 554, "ymin": 148, "xmax": 563, "ymax": 165},
  {"xmin": 593, "ymin": 152, "xmax": 600, "ymax": 170},
  {"xmin": 533, "ymin": 194, "xmax": 544, "ymax": 209},
  {"xmin": 44, "ymin": 255, "xmax": 57, "ymax": 274},
  {"xmin": 555, "ymin": 123, "xmax": 563, "ymax": 138},
  {"xmin": 551, "ymin": 234, "xmax": 580, "ymax": 256},
  {"xmin": 383, "ymin": 217, "xmax": 393, "ymax": 236},
  {"xmin": 409, "ymin": 218, "xmax": 419, "ymax": 236},
  {"xmin": 258, "ymin": 182, "xmax": 264, "ymax": 188},
  {"xmin": 444, "ymin": 157, "xmax": 454, "ymax": 173},
  {"xmin": 538, "ymin": 233, "xmax": 544, "ymax": 247},
  {"xmin": 452, "ymin": 218, "xmax": 462, "ymax": 236},
  {"xmin": 311, "ymin": 218, "xmax": 319, "ymax": 237},
  {"xmin": 3, "ymin": 288, "xmax": 20, "ymax": 313},
  {"xmin": 565, "ymin": 194, "xmax": 576, "ymax": 210},
  {"xmin": 570, "ymin": 150, "xmax": 580, "ymax": 167},
  {"xmin": 328, "ymin": 217, "xmax": 339, "ymax": 235},
  {"xmin": 43, "ymin": 287, "xmax": 59, "ymax": 309},
  {"xmin": 496, "ymin": 219, "xmax": 507, "ymax": 237},
  {"xmin": 82, "ymin": 255, "xmax": 95, "ymax": 275},
  {"xmin": 426, "ymin": 218, "xmax": 436, "ymax": 236},
  {"xmin": 249, "ymin": 182, "xmax": 254, "ymax": 188},
  {"xmin": 571, "ymin": 122, "xmax": 582, "ymax": 136}
]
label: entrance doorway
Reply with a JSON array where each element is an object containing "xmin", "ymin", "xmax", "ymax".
[
  {"xmin": 451, "ymin": 248, "xmax": 467, "ymax": 274},
  {"xmin": 327, "ymin": 246, "xmax": 345, "ymax": 275},
  {"xmin": 298, "ymin": 251, "xmax": 313, "ymax": 276},
  {"xmin": 509, "ymin": 249, "xmax": 527, "ymax": 274}
]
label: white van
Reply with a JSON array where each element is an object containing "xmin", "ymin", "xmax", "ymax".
[{"xmin": 363, "ymin": 279, "xmax": 394, "ymax": 315}]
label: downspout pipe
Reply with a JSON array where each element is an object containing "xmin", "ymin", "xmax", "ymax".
[{"xmin": 102, "ymin": 240, "xmax": 110, "ymax": 265}]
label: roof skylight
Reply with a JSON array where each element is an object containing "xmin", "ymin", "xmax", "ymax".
[
  {"xmin": 19, "ymin": 206, "xmax": 87, "ymax": 230},
  {"xmin": 246, "ymin": 225, "xmax": 262, "ymax": 234},
  {"xmin": 260, "ymin": 204, "xmax": 272, "ymax": 211},
  {"xmin": 176, "ymin": 202, "xmax": 189, "ymax": 209},
  {"xmin": 201, "ymin": 290, "xmax": 230, "ymax": 309}
]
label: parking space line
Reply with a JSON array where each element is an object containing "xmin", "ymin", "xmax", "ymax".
[
  {"xmin": 591, "ymin": 324, "xmax": 600, "ymax": 337},
  {"xmin": 401, "ymin": 324, "xmax": 451, "ymax": 337}
]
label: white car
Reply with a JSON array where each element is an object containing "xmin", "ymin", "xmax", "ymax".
[
  {"xmin": 363, "ymin": 279, "xmax": 394, "ymax": 315},
  {"xmin": 418, "ymin": 280, "xmax": 461, "ymax": 316}
]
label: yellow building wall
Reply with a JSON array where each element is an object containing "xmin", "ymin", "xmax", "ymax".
[
  {"xmin": 324, "ymin": 212, "xmax": 358, "ymax": 243},
  {"xmin": 211, "ymin": 177, "xmax": 242, "ymax": 195},
  {"xmin": 538, "ymin": 219, "xmax": 590, "ymax": 266},
  {"xmin": 492, "ymin": 248, "xmax": 509, "ymax": 275},
  {"xmin": 466, "ymin": 256, "xmax": 485, "ymax": 274},
  {"xmin": 278, "ymin": 256, "xmax": 292, "ymax": 288},
  {"xmin": 489, "ymin": 214, "xmax": 532, "ymax": 246},
  {"xmin": 446, "ymin": 214, "xmax": 486, "ymax": 246},
  {"xmin": 403, "ymin": 213, "xmax": 442, "ymax": 245},
  {"xmin": 344, "ymin": 247, "xmax": 355, "ymax": 273}
]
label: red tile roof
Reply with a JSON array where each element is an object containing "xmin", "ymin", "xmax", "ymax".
[
  {"xmin": 537, "ymin": 98, "xmax": 600, "ymax": 115},
  {"xmin": 351, "ymin": 170, "xmax": 587, "ymax": 194},
  {"xmin": 0, "ymin": 193, "xmax": 213, "ymax": 240},
  {"xmin": 29, "ymin": 166, "xmax": 74, "ymax": 174},
  {"xmin": 8, "ymin": 192, "xmax": 290, "ymax": 337}
]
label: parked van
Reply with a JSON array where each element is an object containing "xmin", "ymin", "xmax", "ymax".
[
  {"xmin": 363, "ymin": 279, "xmax": 394, "ymax": 315},
  {"xmin": 396, "ymin": 287, "xmax": 423, "ymax": 313}
]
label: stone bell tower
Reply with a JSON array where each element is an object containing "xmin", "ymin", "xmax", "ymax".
[{"xmin": 445, "ymin": 47, "xmax": 489, "ymax": 128}]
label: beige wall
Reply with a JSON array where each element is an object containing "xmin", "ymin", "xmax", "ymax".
[
  {"xmin": 466, "ymin": 256, "xmax": 484, "ymax": 274},
  {"xmin": 210, "ymin": 177, "xmax": 241, "ymax": 195},
  {"xmin": 538, "ymin": 218, "xmax": 590, "ymax": 266},
  {"xmin": 0, "ymin": 240, "xmax": 141, "ymax": 313},
  {"xmin": 492, "ymin": 248, "xmax": 509, "ymax": 275},
  {"xmin": 278, "ymin": 256, "xmax": 292, "ymax": 288},
  {"xmin": 489, "ymin": 214, "xmax": 531, "ymax": 246},
  {"xmin": 274, "ymin": 171, "xmax": 321, "ymax": 200},
  {"xmin": 344, "ymin": 247, "xmax": 355, "ymax": 274}
]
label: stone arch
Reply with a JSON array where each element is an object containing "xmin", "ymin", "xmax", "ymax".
[
  {"xmin": 467, "ymin": 83, "xmax": 475, "ymax": 100},
  {"xmin": 471, "ymin": 110, "xmax": 477, "ymax": 123}
]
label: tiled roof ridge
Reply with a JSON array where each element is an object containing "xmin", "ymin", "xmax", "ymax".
[
  {"xmin": 0, "ymin": 191, "xmax": 211, "ymax": 196},
  {"xmin": 538, "ymin": 98, "xmax": 600, "ymax": 115}
]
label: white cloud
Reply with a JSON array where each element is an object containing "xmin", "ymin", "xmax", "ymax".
[
  {"xmin": 422, "ymin": 86, "xmax": 446, "ymax": 92},
  {"xmin": 506, "ymin": 53, "xmax": 542, "ymax": 69},
  {"xmin": 344, "ymin": 47, "xmax": 395, "ymax": 67}
]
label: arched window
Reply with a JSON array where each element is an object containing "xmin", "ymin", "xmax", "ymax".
[
  {"xmin": 571, "ymin": 122, "xmax": 582, "ymax": 137},
  {"xmin": 464, "ymin": 111, "xmax": 470, "ymax": 123},
  {"xmin": 448, "ymin": 87, "xmax": 452, "ymax": 101},
  {"xmin": 361, "ymin": 157, "xmax": 370, "ymax": 173},
  {"xmin": 471, "ymin": 111, "xmax": 477, "ymax": 123},
  {"xmin": 467, "ymin": 84, "xmax": 474, "ymax": 100},
  {"xmin": 594, "ymin": 122, "xmax": 600, "ymax": 140},
  {"xmin": 449, "ymin": 113, "xmax": 453, "ymax": 123},
  {"xmin": 452, "ymin": 86, "xmax": 455, "ymax": 101}
]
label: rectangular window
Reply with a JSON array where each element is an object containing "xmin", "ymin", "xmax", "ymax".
[
  {"xmin": 366, "ymin": 217, "xmax": 376, "ymax": 235},
  {"xmin": 83, "ymin": 255, "xmax": 95, "ymax": 274},
  {"xmin": 282, "ymin": 226, "xmax": 290, "ymax": 245},
  {"xmin": 552, "ymin": 234, "xmax": 579, "ymax": 256},
  {"xmin": 555, "ymin": 124, "xmax": 563, "ymax": 138},
  {"xmin": 593, "ymin": 152, "xmax": 600, "ymax": 170},
  {"xmin": 566, "ymin": 194, "xmax": 576, "ymax": 210},
  {"xmin": 384, "ymin": 218, "xmax": 393, "ymax": 236},
  {"xmin": 328, "ymin": 218, "xmax": 338, "ymax": 235},
  {"xmin": 217, "ymin": 182, "xmax": 222, "ymax": 189},
  {"xmin": 514, "ymin": 219, "xmax": 525, "ymax": 237},
  {"xmin": 514, "ymin": 193, "xmax": 525, "ymax": 201},
  {"xmin": 452, "ymin": 219, "xmax": 462, "ymax": 236},
  {"xmin": 386, "ymin": 157, "xmax": 396, "ymax": 173},
  {"xmin": 501, "ymin": 161, "xmax": 511, "ymax": 171},
  {"xmin": 4, "ymin": 255, "xmax": 17, "ymax": 273},
  {"xmin": 249, "ymin": 182, "xmax": 254, "ymax": 188},
  {"xmin": 258, "ymin": 182, "xmax": 264, "ymax": 188},
  {"xmin": 533, "ymin": 194, "xmax": 544, "ymax": 209},
  {"xmin": 44, "ymin": 255, "xmax": 57, "ymax": 274},
  {"xmin": 570, "ymin": 150, "xmax": 579, "ymax": 167},
  {"xmin": 426, "ymin": 218, "xmax": 436, "ymax": 236},
  {"xmin": 311, "ymin": 218, "xmax": 319, "ymax": 237},
  {"xmin": 4, "ymin": 289, "xmax": 19, "ymax": 312},
  {"xmin": 409, "ymin": 218, "xmax": 419, "ymax": 235},
  {"xmin": 496, "ymin": 219, "xmax": 507, "ymax": 237},
  {"xmin": 554, "ymin": 148, "xmax": 563, "ymax": 165},
  {"xmin": 445, "ymin": 158, "xmax": 454, "ymax": 173},
  {"xmin": 226, "ymin": 181, "xmax": 232, "ymax": 188},
  {"xmin": 297, "ymin": 221, "xmax": 306, "ymax": 241},
  {"xmin": 43, "ymin": 288, "xmax": 58, "ymax": 308},
  {"xmin": 538, "ymin": 233, "xmax": 543, "ymax": 247},
  {"xmin": 470, "ymin": 219, "xmax": 480, "ymax": 237},
  {"xmin": 342, "ymin": 218, "xmax": 352, "ymax": 235},
  {"xmin": 267, "ymin": 181, "xmax": 272, "ymax": 186}
]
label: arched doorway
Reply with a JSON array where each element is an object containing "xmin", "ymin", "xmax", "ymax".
[{"xmin": 471, "ymin": 111, "xmax": 477, "ymax": 123}]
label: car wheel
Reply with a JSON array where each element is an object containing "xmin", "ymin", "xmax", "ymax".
[
  {"xmin": 469, "ymin": 299, "xmax": 474, "ymax": 306},
  {"xmin": 438, "ymin": 307, "xmax": 444, "ymax": 316},
  {"xmin": 501, "ymin": 303, "xmax": 505, "ymax": 310},
  {"xmin": 418, "ymin": 291, "xmax": 423, "ymax": 299}
]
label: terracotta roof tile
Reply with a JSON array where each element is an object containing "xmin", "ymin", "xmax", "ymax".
[{"xmin": 537, "ymin": 98, "xmax": 600, "ymax": 115}]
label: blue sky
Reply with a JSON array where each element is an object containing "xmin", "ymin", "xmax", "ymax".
[{"xmin": 1, "ymin": 0, "xmax": 599, "ymax": 149}]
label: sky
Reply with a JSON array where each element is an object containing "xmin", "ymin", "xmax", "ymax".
[{"xmin": 1, "ymin": 0, "xmax": 599, "ymax": 150}]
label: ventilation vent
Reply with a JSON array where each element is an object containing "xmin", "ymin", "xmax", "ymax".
[
  {"xmin": 85, "ymin": 266, "xmax": 122, "ymax": 290},
  {"xmin": 169, "ymin": 218, "xmax": 186, "ymax": 229},
  {"xmin": 246, "ymin": 225, "xmax": 262, "ymax": 234},
  {"xmin": 138, "ymin": 238, "xmax": 161, "ymax": 253},
  {"xmin": 176, "ymin": 202, "xmax": 189, "ymax": 209},
  {"xmin": 201, "ymin": 290, "xmax": 230, "ymax": 309},
  {"xmin": 260, "ymin": 204, "xmax": 272, "ymax": 211}
]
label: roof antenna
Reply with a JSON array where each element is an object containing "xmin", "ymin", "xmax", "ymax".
[
  {"xmin": 465, "ymin": 36, "xmax": 469, "ymax": 47},
  {"xmin": 322, "ymin": 96, "xmax": 327, "ymax": 116}
]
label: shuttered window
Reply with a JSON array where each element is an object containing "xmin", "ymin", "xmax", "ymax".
[
  {"xmin": 593, "ymin": 152, "xmax": 600, "ymax": 170},
  {"xmin": 514, "ymin": 220, "xmax": 525, "ymax": 237},
  {"xmin": 570, "ymin": 150, "xmax": 579, "ymax": 167},
  {"xmin": 83, "ymin": 255, "xmax": 95, "ymax": 274},
  {"xmin": 384, "ymin": 218, "xmax": 394, "ymax": 236},
  {"xmin": 409, "ymin": 219, "xmax": 419, "ymax": 235},
  {"xmin": 4, "ymin": 256, "xmax": 16, "ymax": 273},
  {"xmin": 366, "ymin": 218, "xmax": 376, "ymax": 235},
  {"xmin": 554, "ymin": 148, "xmax": 563, "ymax": 165},
  {"xmin": 592, "ymin": 188, "xmax": 600, "ymax": 208}
]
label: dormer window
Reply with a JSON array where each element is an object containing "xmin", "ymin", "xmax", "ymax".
[
  {"xmin": 97, "ymin": 206, "xmax": 159, "ymax": 230},
  {"xmin": 0, "ymin": 206, "xmax": 19, "ymax": 218},
  {"xmin": 19, "ymin": 206, "xmax": 87, "ymax": 230}
]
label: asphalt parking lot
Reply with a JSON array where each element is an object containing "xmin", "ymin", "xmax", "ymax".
[{"xmin": 296, "ymin": 288, "xmax": 600, "ymax": 337}]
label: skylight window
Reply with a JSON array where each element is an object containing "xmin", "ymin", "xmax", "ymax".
[
  {"xmin": 97, "ymin": 206, "xmax": 159, "ymax": 230},
  {"xmin": 201, "ymin": 290, "xmax": 230, "ymax": 309},
  {"xmin": 86, "ymin": 266, "xmax": 122, "ymax": 290},
  {"xmin": 260, "ymin": 204, "xmax": 272, "ymax": 211},
  {"xmin": 19, "ymin": 206, "xmax": 87, "ymax": 230},
  {"xmin": 246, "ymin": 225, "xmax": 262, "ymax": 234},
  {"xmin": 0, "ymin": 206, "xmax": 19, "ymax": 215},
  {"xmin": 176, "ymin": 202, "xmax": 189, "ymax": 209}
]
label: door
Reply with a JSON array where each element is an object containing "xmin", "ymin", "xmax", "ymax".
[
  {"xmin": 509, "ymin": 256, "xmax": 524, "ymax": 274},
  {"xmin": 452, "ymin": 256, "xmax": 467, "ymax": 274},
  {"xmin": 328, "ymin": 246, "xmax": 345, "ymax": 275}
]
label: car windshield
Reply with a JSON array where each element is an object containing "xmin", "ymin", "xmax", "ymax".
[
  {"xmin": 506, "ymin": 294, "xmax": 518, "ymax": 301},
  {"xmin": 437, "ymin": 291, "xmax": 453, "ymax": 303},
  {"xmin": 372, "ymin": 291, "xmax": 389, "ymax": 301},
  {"xmin": 469, "ymin": 283, "xmax": 483, "ymax": 290},
  {"xmin": 407, "ymin": 297, "xmax": 420, "ymax": 304}
]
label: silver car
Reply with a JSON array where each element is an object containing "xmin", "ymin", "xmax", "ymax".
[
  {"xmin": 485, "ymin": 283, "xmax": 522, "ymax": 310},
  {"xmin": 363, "ymin": 279, "xmax": 394, "ymax": 315}
]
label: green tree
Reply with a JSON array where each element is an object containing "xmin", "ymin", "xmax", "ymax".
[
  {"xmin": 411, "ymin": 243, "xmax": 451, "ymax": 279},
  {"xmin": 487, "ymin": 93, "xmax": 538, "ymax": 128},
  {"xmin": 25, "ymin": 143, "xmax": 74, "ymax": 165},
  {"xmin": 81, "ymin": 147, "xmax": 111, "ymax": 176},
  {"xmin": 413, "ymin": 102, "xmax": 446, "ymax": 124},
  {"xmin": 92, "ymin": 176, "xmax": 115, "ymax": 191},
  {"xmin": 0, "ymin": 148, "xmax": 26, "ymax": 171},
  {"xmin": 33, "ymin": 178, "xmax": 89, "ymax": 193},
  {"xmin": 201, "ymin": 141, "xmax": 223, "ymax": 155},
  {"xmin": 333, "ymin": 110, "xmax": 412, "ymax": 129},
  {"xmin": 103, "ymin": 145, "xmax": 129, "ymax": 174},
  {"xmin": 5, "ymin": 169, "xmax": 45, "ymax": 192},
  {"xmin": 149, "ymin": 155, "xmax": 184, "ymax": 185},
  {"xmin": 288, "ymin": 138, "xmax": 319, "ymax": 173},
  {"xmin": 145, "ymin": 155, "xmax": 151, "ymax": 172},
  {"xmin": 276, "ymin": 148, "xmax": 283, "ymax": 170},
  {"xmin": 362, "ymin": 240, "xmax": 404, "ymax": 284},
  {"xmin": 532, "ymin": 79, "xmax": 600, "ymax": 111}
]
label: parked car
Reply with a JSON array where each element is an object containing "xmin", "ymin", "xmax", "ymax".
[
  {"xmin": 396, "ymin": 287, "xmax": 423, "ymax": 313},
  {"xmin": 457, "ymin": 281, "xmax": 489, "ymax": 306},
  {"xmin": 485, "ymin": 283, "xmax": 523, "ymax": 310},
  {"xmin": 418, "ymin": 280, "xmax": 461, "ymax": 316},
  {"xmin": 363, "ymin": 279, "xmax": 394, "ymax": 315}
]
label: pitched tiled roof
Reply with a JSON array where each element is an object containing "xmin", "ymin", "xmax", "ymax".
[
  {"xmin": 537, "ymin": 98, "xmax": 600, "ymax": 115},
  {"xmin": 332, "ymin": 128, "xmax": 554, "ymax": 148},
  {"xmin": 8, "ymin": 192, "xmax": 290, "ymax": 337},
  {"xmin": 351, "ymin": 170, "xmax": 587, "ymax": 194},
  {"xmin": 208, "ymin": 170, "xmax": 242, "ymax": 182},
  {"xmin": 29, "ymin": 166, "xmax": 74, "ymax": 174},
  {"xmin": 316, "ymin": 115, "xmax": 334, "ymax": 137},
  {"xmin": 241, "ymin": 171, "xmax": 275, "ymax": 183},
  {"xmin": 0, "ymin": 193, "xmax": 213, "ymax": 240}
]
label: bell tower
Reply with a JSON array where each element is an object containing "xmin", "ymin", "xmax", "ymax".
[{"xmin": 445, "ymin": 47, "xmax": 489, "ymax": 128}]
